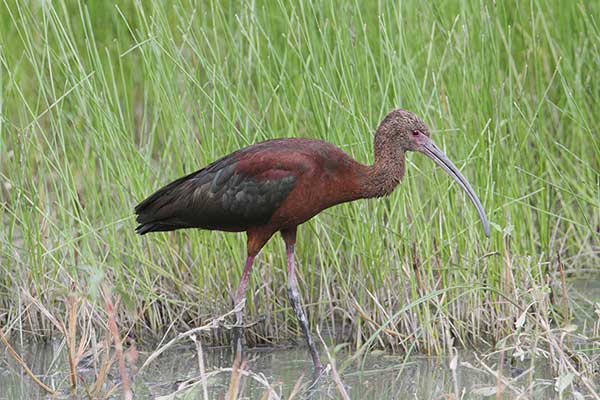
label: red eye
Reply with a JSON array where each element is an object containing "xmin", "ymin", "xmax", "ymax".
[{"xmin": 412, "ymin": 130, "xmax": 420, "ymax": 136}]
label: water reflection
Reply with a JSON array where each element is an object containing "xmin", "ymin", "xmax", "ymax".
[
  {"xmin": 1, "ymin": 343, "xmax": 559, "ymax": 399},
  {"xmin": 1, "ymin": 277, "xmax": 596, "ymax": 399}
]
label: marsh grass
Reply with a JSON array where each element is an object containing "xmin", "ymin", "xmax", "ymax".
[{"xmin": 0, "ymin": 0, "xmax": 598, "ymax": 395}]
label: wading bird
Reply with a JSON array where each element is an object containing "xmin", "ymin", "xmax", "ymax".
[{"xmin": 135, "ymin": 109, "xmax": 490, "ymax": 373}]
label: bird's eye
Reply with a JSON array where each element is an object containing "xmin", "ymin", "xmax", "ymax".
[{"xmin": 412, "ymin": 130, "xmax": 420, "ymax": 136}]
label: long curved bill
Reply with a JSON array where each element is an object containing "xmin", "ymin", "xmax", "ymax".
[{"xmin": 420, "ymin": 140, "xmax": 490, "ymax": 237}]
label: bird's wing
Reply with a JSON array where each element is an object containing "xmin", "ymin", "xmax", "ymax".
[{"xmin": 135, "ymin": 151, "xmax": 299, "ymax": 234}]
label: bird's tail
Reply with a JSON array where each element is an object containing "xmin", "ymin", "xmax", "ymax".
[
  {"xmin": 134, "ymin": 220, "xmax": 180, "ymax": 235},
  {"xmin": 134, "ymin": 174, "xmax": 196, "ymax": 235}
]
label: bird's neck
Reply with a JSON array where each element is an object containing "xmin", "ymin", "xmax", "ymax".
[{"xmin": 360, "ymin": 150, "xmax": 406, "ymax": 199}]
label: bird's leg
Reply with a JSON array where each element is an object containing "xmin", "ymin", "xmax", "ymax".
[
  {"xmin": 232, "ymin": 255, "xmax": 255, "ymax": 357},
  {"xmin": 281, "ymin": 229, "xmax": 323, "ymax": 373}
]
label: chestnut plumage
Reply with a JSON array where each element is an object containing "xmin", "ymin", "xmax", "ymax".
[{"xmin": 135, "ymin": 109, "xmax": 490, "ymax": 372}]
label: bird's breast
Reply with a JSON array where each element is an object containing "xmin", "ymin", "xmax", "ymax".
[{"xmin": 267, "ymin": 159, "xmax": 364, "ymax": 229}]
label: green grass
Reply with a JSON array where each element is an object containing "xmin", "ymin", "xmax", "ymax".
[{"xmin": 1, "ymin": 0, "xmax": 598, "ymax": 355}]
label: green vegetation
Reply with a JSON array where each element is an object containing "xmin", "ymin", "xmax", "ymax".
[{"xmin": 1, "ymin": 0, "xmax": 598, "ymax": 363}]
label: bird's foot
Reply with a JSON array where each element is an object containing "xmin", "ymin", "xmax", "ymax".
[
  {"xmin": 231, "ymin": 325, "xmax": 244, "ymax": 358},
  {"xmin": 305, "ymin": 363, "xmax": 328, "ymax": 393},
  {"xmin": 315, "ymin": 362, "xmax": 328, "ymax": 377}
]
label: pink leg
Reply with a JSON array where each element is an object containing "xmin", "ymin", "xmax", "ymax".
[
  {"xmin": 281, "ymin": 229, "xmax": 323, "ymax": 373},
  {"xmin": 232, "ymin": 255, "xmax": 255, "ymax": 356}
]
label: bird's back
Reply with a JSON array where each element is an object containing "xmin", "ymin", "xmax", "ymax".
[{"xmin": 135, "ymin": 139, "xmax": 334, "ymax": 234}]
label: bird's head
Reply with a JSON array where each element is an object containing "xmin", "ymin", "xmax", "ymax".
[
  {"xmin": 375, "ymin": 108, "xmax": 432, "ymax": 152},
  {"xmin": 375, "ymin": 108, "xmax": 490, "ymax": 237}
]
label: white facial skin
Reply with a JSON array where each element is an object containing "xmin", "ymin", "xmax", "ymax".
[{"xmin": 391, "ymin": 110, "xmax": 490, "ymax": 237}]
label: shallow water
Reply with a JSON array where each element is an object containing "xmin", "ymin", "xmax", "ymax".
[
  {"xmin": 1, "ymin": 276, "xmax": 597, "ymax": 399},
  {"xmin": 0, "ymin": 341, "xmax": 559, "ymax": 399}
]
